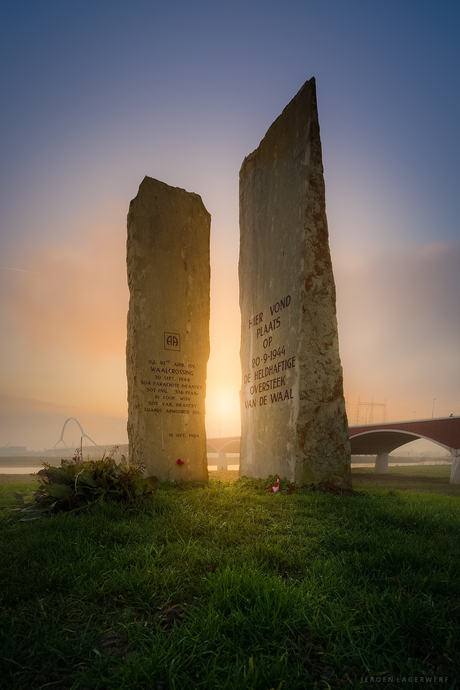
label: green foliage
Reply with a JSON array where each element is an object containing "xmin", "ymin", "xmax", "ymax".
[
  {"xmin": 20, "ymin": 447, "xmax": 157, "ymax": 520},
  {"xmin": 234, "ymin": 474, "xmax": 294, "ymax": 493}
]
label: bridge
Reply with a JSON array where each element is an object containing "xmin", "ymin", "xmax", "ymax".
[
  {"xmin": 53, "ymin": 417, "xmax": 97, "ymax": 449},
  {"xmin": 207, "ymin": 416, "xmax": 460, "ymax": 484},
  {"xmin": 206, "ymin": 437, "xmax": 241, "ymax": 471},
  {"xmin": 349, "ymin": 416, "xmax": 460, "ymax": 483}
]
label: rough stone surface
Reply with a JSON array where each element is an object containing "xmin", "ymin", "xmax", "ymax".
[
  {"xmin": 239, "ymin": 78, "xmax": 351, "ymax": 488},
  {"xmin": 127, "ymin": 177, "xmax": 210, "ymax": 481}
]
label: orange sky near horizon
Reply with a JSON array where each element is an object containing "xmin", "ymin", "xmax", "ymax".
[
  {"xmin": 1, "ymin": 198, "xmax": 459, "ymax": 451},
  {"xmin": 1, "ymin": 1, "xmax": 459, "ymax": 451}
]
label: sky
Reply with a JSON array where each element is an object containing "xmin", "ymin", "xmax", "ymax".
[{"xmin": 1, "ymin": 0, "xmax": 459, "ymax": 451}]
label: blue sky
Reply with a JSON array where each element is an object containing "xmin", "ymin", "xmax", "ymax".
[{"xmin": 1, "ymin": 0, "xmax": 459, "ymax": 448}]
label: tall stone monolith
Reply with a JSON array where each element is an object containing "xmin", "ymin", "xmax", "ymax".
[
  {"xmin": 127, "ymin": 177, "xmax": 210, "ymax": 481},
  {"xmin": 239, "ymin": 77, "xmax": 351, "ymax": 488}
]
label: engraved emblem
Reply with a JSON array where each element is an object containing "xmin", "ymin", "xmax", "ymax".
[{"xmin": 164, "ymin": 332, "xmax": 180, "ymax": 351}]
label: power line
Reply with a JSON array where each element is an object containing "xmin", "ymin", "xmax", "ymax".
[{"xmin": 354, "ymin": 397, "xmax": 387, "ymax": 425}]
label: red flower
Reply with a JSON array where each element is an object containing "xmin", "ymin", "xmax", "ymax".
[{"xmin": 176, "ymin": 459, "xmax": 185, "ymax": 465}]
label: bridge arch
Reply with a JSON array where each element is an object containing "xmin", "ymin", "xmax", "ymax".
[
  {"xmin": 206, "ymin": 438, "xmax": 240, "ymax": 454},
  {"xmin": 53, "ymin": 418, "xmax": 97, "ymax": 448},
  {"xmin": 348, "ymin": 417, "xmax": 460, "ymax": 482},
  {"xmin": 349, "ymin": 429, "xmax": 451, "ymax": 456}
]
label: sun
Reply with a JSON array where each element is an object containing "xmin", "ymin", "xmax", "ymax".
[
  {"xmin": 216, "ymin": 393, "xmax": 235, "ymax": 417},
  {"xmin": 206, "ymin": 387, "xmax": 241, "ymax": 438}
]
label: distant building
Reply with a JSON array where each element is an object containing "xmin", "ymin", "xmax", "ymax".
[{"xmin": 0, "ymin": 446, "xmax": 28, "ymax": 456}]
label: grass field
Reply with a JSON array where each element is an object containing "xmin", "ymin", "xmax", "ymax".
[
  {"xmin": 1, "ymin": 467, "xmax": 459, "ymax": 689},
  {"xmin": 351, "ymin": 465, "xmax": 460, "ymax": 498}
]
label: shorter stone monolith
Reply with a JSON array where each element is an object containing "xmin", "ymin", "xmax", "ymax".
[{"xmin": 126, "ymin": 177, "xmax": 210, "ymax": 481}]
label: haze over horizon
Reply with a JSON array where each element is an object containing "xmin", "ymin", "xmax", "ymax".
[{"xmin": 1, "ymin": 1, "xmax": 459, "ymax": 451}]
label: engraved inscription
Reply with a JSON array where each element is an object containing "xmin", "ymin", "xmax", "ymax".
[
  {"xmin": 140, "ymin": 359, "xmax": 202, "ymax": 415},
  {"xmin": 242, "ymin": 293, "xmax": 295, "ymax": 410}
]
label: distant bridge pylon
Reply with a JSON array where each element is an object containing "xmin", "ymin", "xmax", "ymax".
[
  {"xmin": 355, "ymin": 397, "xmax": 387, "ymax": 425},
  {"xmin": 53, "ymin": 417, "xmax": 97, "ymax": 448}
]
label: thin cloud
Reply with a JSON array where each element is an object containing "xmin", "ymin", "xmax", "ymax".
[{"xmin": 0, "ymin": 266, "xmax": 41, "ymax": 274}]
